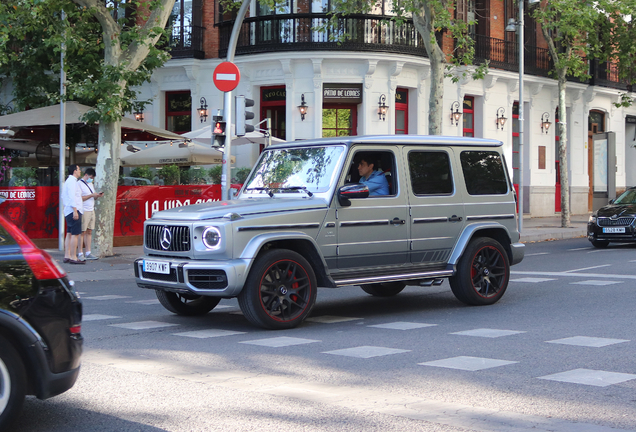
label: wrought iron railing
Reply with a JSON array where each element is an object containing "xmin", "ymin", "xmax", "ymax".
[
  {"xmin": 169, "ymin": 24, "xmax": 205, "ymax": 59},
  {"xmin": 218, "ymin": 14, "xmax": 428, "ymax": 57},
  {"xmin": 218, "ymin": 16, "xmax": 629, "ymax": 90}
]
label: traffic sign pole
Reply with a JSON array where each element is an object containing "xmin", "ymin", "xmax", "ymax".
[
  {"xmin": 219, "ymin": 0, "xmax": 250, "ymax": 201},
  {"xmin": 222, "ymin": 90, "xmax": 232, "ymax": 200}
]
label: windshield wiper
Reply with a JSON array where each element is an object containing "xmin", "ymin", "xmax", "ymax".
[
  {"xmin": 245, "ymin": 187, "xmax": 274, "ymax": 197},
  {"xmin": 276, "ymin": 186, "xmax": 314, "ymax": 197}
]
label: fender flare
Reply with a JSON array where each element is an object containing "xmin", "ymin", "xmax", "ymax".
[
  {"xmin": 240, "ymin": 232, "xmax": 334, "ymax": 286},
  {"xmin": 448, "ymin": 222, "xmax": 513, "ymax": 267}
]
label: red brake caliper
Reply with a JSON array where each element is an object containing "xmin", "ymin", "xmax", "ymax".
[{"xmin": 289, "ymin": 268, "xmax": 299, "ymax": 302}]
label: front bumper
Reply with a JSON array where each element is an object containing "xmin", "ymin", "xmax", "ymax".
[
  {"xmin": 134, "ymin": 257, "xmax": 250, "ymax": 297},
  {"xmin": 587, "ymin": 222, "xmax": 636, "ymax": 242}
]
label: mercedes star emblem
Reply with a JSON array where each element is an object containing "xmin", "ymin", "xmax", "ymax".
[{"xmin": 160, "ymin": 226, "xmax": 172, "ymax": 250}]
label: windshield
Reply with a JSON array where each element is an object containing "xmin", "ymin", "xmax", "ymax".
[
  {"xmin": 242, "ymin": 145, "xmax": 345, "ymax": 196},
  {"xmin": 613, "ymin": 189, "xmax": 636, "ymax": 205}
]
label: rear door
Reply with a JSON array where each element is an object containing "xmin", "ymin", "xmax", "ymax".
[{"xmin": 405, "ymin": 147, "xmax": 465, "ymax": 266}]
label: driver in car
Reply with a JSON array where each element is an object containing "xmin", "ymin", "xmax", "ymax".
[{"xmin": 357, "ymin": 153, "xmax": 389, "ymax": 196}]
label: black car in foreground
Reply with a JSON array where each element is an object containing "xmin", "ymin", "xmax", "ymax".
[
  {"xmin": 0, "ymin": 203, "xmax": 83, "ymax": 429},
  {"xmin": 588, "ymin": 187, "xmax": 636, "ymax": 248}
]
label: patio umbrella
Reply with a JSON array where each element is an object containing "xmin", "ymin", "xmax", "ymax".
[
  {"xmin": 0, "ymin": 101, "xmax": 184, "ymax": 141},
  {"xmin": 120, "ymin": 141, "xmax": 235, "ymax": 167},
  {"xmin": 183, "ymin": 126, "xmax": 285, "ymax": 146}
]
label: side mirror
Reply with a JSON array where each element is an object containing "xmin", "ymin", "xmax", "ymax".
[
  {"xmin": 337, "ymin": 183, "xmax": 369, "ymax": 206},
  {"xmin": 609, "ymin": 199, "xmax": 615, "ymax": 204}
]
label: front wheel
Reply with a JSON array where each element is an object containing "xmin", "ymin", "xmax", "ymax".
[
  {"xmin": 0, "ymin": 335, "xmax": 27, "ymax": 431},
  {"xmin": 449, "ymin": 237, "xmax": 510, "ymax": 306},
  {"xmin": 155, "ymin": 290, "xmax": 221, "ymax": 316},
  {"xmin": 591, "ymin": 240, "xmax": 609, "ymax": 249},
  {"xmin": 238, "ymin": 249, "xmax": 317, "ymax": 330},
  {"xmin": 360, "ymin": 282, "xmax": 406, "ymax": 297}
]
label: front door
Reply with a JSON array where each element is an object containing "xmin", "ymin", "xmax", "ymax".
[{"xmin": 336, "ymin": 147, "xmax": 409, "ymax": 270}]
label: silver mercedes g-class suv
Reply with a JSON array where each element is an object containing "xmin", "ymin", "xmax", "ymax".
[{"xmin": 135, "ymin": 135, "xmax": 524, "ymax": 329}]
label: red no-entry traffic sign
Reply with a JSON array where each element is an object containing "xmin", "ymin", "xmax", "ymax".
[{"xmin": 213, "ymin": 62, "xmax": 241, "ymax": 92}]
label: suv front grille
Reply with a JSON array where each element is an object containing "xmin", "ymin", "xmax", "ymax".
[
  {"xmin": 145, "ymin": 225, "xmax": 191, "ymax": 252},
  {"xmin": 597, "ymin": 217, "xmax": 635, "ymax": 227}
]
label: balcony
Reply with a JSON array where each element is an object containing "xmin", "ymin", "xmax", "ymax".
[
  {"xmin": 218, "ymin": 15, "xmax": 628, "ymax": 90},
  {"xmin": 218, "ymin": 14, "xmax": 428, "ymax": 58},
  {"xmin": 169, "ymin": 24, "xmax": 205, "ymax": 59}
]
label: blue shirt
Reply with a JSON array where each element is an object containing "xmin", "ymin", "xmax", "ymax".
[{"xmin": 360, "ymin": 170, "xmax": 390, "ymax": 196}]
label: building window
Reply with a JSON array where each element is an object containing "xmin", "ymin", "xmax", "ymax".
[
  {"xmin": 323, "ymin": 105, "xmax": 357, "ymax": 137},
  {"xmin": 463, "ymin": 96, "xmax": 475, "ymax": 137},
  {"xmin": 165, "ymin": 91, "xmax": 191, "ymax": 133},
  {"xmin": 395, "ymin": 88, "xmax": 408, "ymax": 134},
  {"xmin": 260, "ymin": 86, "xmax": 286, "ymax": 144}
]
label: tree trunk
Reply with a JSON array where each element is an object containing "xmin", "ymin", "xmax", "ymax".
[
  {"xmin": 557, "ymin": 71, "xmax": 571, "ymax": 228},
  {"xmin": 93, "ymin": 119, "xmax": 122, "ymax": 256},
  {"xmin": 413, "ymin": 4, "xmax": 447, "ymax": 136}
]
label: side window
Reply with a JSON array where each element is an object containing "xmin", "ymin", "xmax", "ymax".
[
  {"xmin": 346, "ymin": 150, "xmax": 396, "ymax": 197},
  {"xmin": 408, "ymin": 151, "xmax": 453, "ymax": 195},
  {"xmin": 460, "ymin": 151, "xmax": 508, "ymax": 195}
]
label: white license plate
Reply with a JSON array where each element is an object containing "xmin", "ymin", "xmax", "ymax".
[
  {"xmin": 603, "ymin": 227, "xmax": 625, "ymax": 233},
  {"xmin": 143, "ymin": 260, "xmax": 170, "ymax": 274}
]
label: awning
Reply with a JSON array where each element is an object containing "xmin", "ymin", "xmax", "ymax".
[{"xmin": 120, "ymin": 141, "xmax": 235, "ymax": 167}]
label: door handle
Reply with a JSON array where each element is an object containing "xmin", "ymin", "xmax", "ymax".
[
  {"xmin": 391, "ymin": 217, "xmax": 406, "ymax": 225},
  {"xmin": 449, "ymin": 215, "xmax": 463, "ymax": 222}
]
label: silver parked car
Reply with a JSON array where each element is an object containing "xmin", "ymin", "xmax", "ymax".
[{"xmin": 134, "ymin": 136, "xmax": 524, "ymax": 329}]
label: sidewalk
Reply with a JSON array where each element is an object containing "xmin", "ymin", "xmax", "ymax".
[{"xmin": 47, "ymin": 214, "xmax": 589, "ymax": 276}]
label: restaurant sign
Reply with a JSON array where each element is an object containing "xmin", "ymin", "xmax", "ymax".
[{"xmin": 323, "ymin": 84, "xmax": 363, "ymax": 104}]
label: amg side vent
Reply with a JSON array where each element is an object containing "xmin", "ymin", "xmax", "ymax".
[{"xmin": 145, "ymin": 225, "xmax": 191, "ymax": 252}]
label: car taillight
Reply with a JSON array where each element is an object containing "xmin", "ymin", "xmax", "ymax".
[
  {"xmin": 69, "ymin": 325, "xmax": 81, "ymax": 334},
  {"xmin": 0, "ymin": 214, "xmax": 66, "ymax": 280}
]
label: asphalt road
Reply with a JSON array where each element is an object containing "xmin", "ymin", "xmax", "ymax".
[{"xmin": 13, "ymin": 238, "xmax": 636, "ymax": 432}]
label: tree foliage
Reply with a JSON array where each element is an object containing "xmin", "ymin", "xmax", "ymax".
[{"xmin": 222, "ymin": 0, "xmax": 487, "ymax": 134}]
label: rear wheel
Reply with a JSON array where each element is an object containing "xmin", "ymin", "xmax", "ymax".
[
  {"xmin": 449, "ymin": 237, "xmax": 510, "ymax": 306},
  {"xmin": 591, "ymin": 240, "xmax": 609, "ymax": 249},
  {"xmin": 360, "ymin": 282, "xmax": 406, "ymax": 297},
  {"xmin": 238, "ymin": 249, "xmax": 317, "ymax": 330},
  {"xmin": 0, "ymin": 335, "xmax": 26, "ymax": 431},
  {"xmin": 155, "ymin": 290, "xmax": 221, "ymax": 316}
]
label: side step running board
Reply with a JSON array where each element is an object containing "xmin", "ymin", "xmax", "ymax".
[{"xmin": 333, "ymin": 270, "xmax": 453, "ymax": 287}]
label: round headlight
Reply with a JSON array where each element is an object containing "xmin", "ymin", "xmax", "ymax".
[{"xmin": 202, "ymin": 227, "xmax": 222, "ymax": 249}]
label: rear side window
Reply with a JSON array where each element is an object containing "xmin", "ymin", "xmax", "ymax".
[
  {"xmin": 408, "ymin": 151, "xmax": 453, "ymax": 195},
  {"xmin": 460, "ymin": 151, "xmax": 508, "ymax": 195}
]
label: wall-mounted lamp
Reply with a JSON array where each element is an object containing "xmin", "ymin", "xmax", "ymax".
[
  {"xmin": 134, "ymin": 108, "xmax": 144, "ymax": 122},
  {"xmin": 496, "ymin": 107, "xmax": 507, "ymax": 130},
  {"xmin": 450, "ymin": 101, "xmax": 463, "ymax": 126},
  {"xmin": 540, "ymin": 112, "xmax": 552, "ymax": 134},
  {"xmin": 197, "ymin": 97, "xmax": 208, "ymax": 123},
  {"xmin": 298, "ymin": 94, "xmax": 308, "ymax": 121},
  {"xmin": 378, "ymin": 94, "xmax": 388, "ymax": 121}
]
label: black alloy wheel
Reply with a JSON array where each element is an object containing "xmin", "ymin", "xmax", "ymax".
[
  {"xmin": 449, "ymin": 237, "xmax": 510, "ymax": 306},
  {"xmin": 0, "ymin": 335, "xmax": 27, "ymax": 430},
  {"xmin": 155, "ymin": 290, "xmax": 221, "ymax": 316},
  {"xmin": 238, "ymin": 249, "xmax": 317, "ymax": 330}
]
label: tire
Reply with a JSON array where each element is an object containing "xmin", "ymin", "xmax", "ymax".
[
  {"xmin": 591, "ymin": 240, "xmax": 609, "ymax": 249},
  {"xmin": 155, "ymin": 290, "xmax": 221, "ymax": 316},
  {"xmin": 238, "ymin": 249, "xmax": 317, "ymax": 330},
  {"xmin": 0, "ymin": 335, "xmax": 27, "ymax": 431},
  {"xmin": 449, "ymin": 237, "xmax": 510, "ymax": 306},
  {"xmin": 360, "ymin": 282, "xmax": 406, "ymax": 297}
]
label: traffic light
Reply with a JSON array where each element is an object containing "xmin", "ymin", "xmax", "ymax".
[
  {"xmin": 213, "ymin": 117, "xmax": 226, "ymax": 147},
  {"xmin": 235, "ymin": 95, "xmax": 255, "ymax": 136}
]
